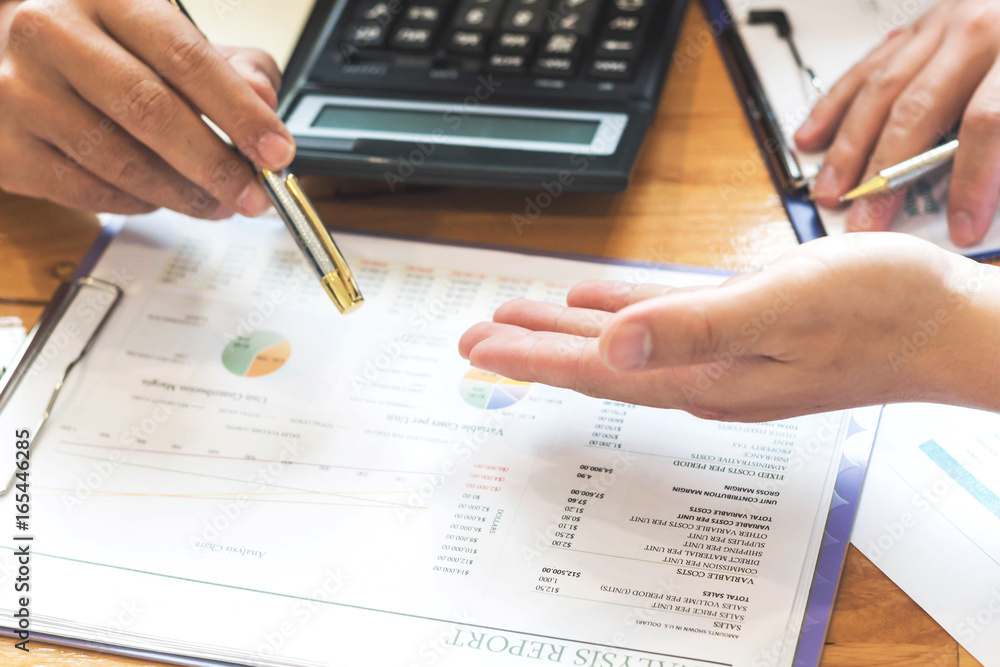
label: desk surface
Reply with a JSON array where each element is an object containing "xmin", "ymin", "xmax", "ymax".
[{"xmin": 0, "ymin": 3, "xmax": 985, "ymax": 666}]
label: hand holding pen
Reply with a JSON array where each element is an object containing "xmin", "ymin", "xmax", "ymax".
[
  {"xmin": 0, "ymin": 0, "xmax": 291, "ymax": 219},
  {"xmin": 793, "ymin": 0, "xmax": 1000, "ymax": 247}
]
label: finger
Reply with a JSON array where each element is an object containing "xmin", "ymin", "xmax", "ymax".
[
  {"xmin": 565, "ymin": 280, "xmax": 708, "ymax": 312},
  {"xmin": 217, "ymin": 46, "xmax": 283, "ymax": 92},
  {"xmin": 598, "ymin": 273, "xmax": 793, "ymax": 371},
  {"xmin": 5, "ymin": 136, "xmax": 156, "ymax": 215},
  {"xmin": 219, "ymin": 46, "xmax": 282, "ymax": 111},
  {"xmin": 794, "ymin": 30, "xmax": 912, "ymax": 152},
  {"xmin": 99, "ymin": 0, "xmax": 294, "ymax": 169},
  {"xmin": 227, "ymin": 57, "xmax": 279, "ymax": 111},
  {"xmin": 846, "ymin": 37, "xmax": 994, "ymax": 232},
  {"xmin": 50, "ymin": 21, "xmax": 272, "ymax": 217},
  {"xmin": 459, "ymin": 321, "xmax": 530, "ymax": 359},
  {"xmin": 948, "ymin": 60, "xmax": 1000, "ymax": 246},
  {"xmin": 19, "ymin": 79, "xmax": 229, "ymax": 219},
  {"xmin": 492, "ymin": 299, "xmax": 612, "ymax": 337},
  {"xmin": 461, "ymin": 322, "xmax": 800, "ymax": 420},
  {"xmin": 466, "ymin": 328, "xmax": 616, "ymax": 397},
  {"xmin": 845, "ymin": 192, "xmax": 908, "ymax": 233},
  {"xmin": 810, "ymin": 24, "xmax": 943, "ymax": 206}
]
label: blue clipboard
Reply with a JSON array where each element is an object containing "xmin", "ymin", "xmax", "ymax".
[
  {"xmin": 701, "ymin": 0, "xmax": 1000, "ymax": 262},
  {"xmin": 0, "ymin": 214, "xmax": 879, "ymax": 667}
]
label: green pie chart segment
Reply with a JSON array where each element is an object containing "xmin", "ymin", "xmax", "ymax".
[
  {"xmin": 222, "ymin": 330, "xmax": 290, "ymax": 378},
  {"xmin": 460, "ymin": 368, "xmax": 531, "ymax": 410}
]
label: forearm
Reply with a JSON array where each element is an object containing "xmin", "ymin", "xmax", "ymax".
[{"xmin": 911, "ymin": 256, "xmax": 1000, "ymax": 412}]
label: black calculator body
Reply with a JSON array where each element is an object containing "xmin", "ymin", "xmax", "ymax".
[{"xmin": 278, "ymin": 0, "xmax": 689, "ymax": 191}]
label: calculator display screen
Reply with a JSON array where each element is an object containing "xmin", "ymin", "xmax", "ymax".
[{"xmin": 312, "ymin": 106, "xmax": 601, "ymax": 145}]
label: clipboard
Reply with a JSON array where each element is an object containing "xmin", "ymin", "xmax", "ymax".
[
  {"xmin": 0, "ymin": 212, "xmax": 880, "ymax": 667},
  {"xmin": 702, "ymin": 0, "xmax": 1000, "ymax": 262}
]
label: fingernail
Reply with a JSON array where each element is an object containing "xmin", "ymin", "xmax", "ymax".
[
  {"xmin": 237, "ymin": 181, "xmax": 271, "ymax": 217},
  {"xmin": 813, "ymin": 164, "xmax": 840, "ymax": 200},
  {"xmin": 605, "ymin": 323, "xmax": 652, "ymax": 371},
  {"xmin": 951, "ymin": 210, "xmax": 976, "ymax": 247},
  {"xmin": 257, "ymin": 131, "xmax": 295, "ymax": 169}
]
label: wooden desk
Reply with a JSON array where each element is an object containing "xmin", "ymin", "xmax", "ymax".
[{"xmin": 0, "ymin": 4, "xmax": 984, "ymax": 666}]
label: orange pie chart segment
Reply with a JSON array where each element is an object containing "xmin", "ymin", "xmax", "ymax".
[{"xmin": 246, "ymin": 340, "xmax": 292, "ymax": 378}]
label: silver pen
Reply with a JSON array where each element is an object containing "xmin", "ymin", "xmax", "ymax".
[
  {"xmin": 168, "ymin": 0, "xmax": 363, "ymax": 313},
  {"xmin": 840, "ymin": 139, "xmax": 959, "ymax": 203}
]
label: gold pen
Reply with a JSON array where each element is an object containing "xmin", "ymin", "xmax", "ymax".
[
  {"xmin": 167, "ymin": 0, "xmax": 363, "ymax": 313},
  {"xmin": 840, "ymin": 139, "xmax": 959, "ymax": 203}
]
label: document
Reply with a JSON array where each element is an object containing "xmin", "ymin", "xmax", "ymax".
[
  {"xmin": 0, "ymin": 211, "xmax": 878, "ymax": 667},
  {"xmin": 736, "ymin": 0, "xmax": 1000, "ymax": 255},
  {"xmin": 852, "ymin": 403, "xmax": 1000, "ymax": 665},
  {"xmin": 0, "ymin": 317, "xmax": 25, "ymax": 378}
]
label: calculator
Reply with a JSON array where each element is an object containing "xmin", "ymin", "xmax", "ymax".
[{"xmin": 278, "ymin": 0, "xmax": 689, "ymax": 191}]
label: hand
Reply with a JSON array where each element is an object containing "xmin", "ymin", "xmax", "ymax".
[
  {"xmin": 0, "ymin": 0, "xmax": 294, "ymax": 219},
  {"xmin": 795, "ymin": 0, "xmax": 1000, "ymax": 247},
  {"xmin": 460, "ymin": 234, "xmax": 1000, "ymax": 422}
]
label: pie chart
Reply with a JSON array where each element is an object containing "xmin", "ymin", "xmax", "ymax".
[
  {"xmin": 222, "ymin": 331, "xmax": 291, "ymax": 378},
  {"xmin": 460, "ymin": 368, "xmax": 530, "ymax": 410}
]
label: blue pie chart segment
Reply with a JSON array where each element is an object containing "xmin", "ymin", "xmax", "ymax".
[{"xmin": 460, "ymin": 369, "xmax": 531, "ymax": 410}]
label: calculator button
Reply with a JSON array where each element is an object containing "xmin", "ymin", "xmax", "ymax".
[
  {"xmin": 447, "ymin": 30, "xmax": 488, "ymax": 54},
  {"xmin": 343, "ymin": 22, "xmax": 391, "ymax": 52},
  {"xmin": 390, "ymin": 25, "xmax": 436, "ymax": 50},
  {"xmin": 453, "ymin": 0, "xmax": 504, "ymax": 31},
  {"xmin": 551, "ymin": 0, "xmax": 600, "ymax": 14},
  {"xmin": 500, "ymin": 1, "xmax": 550, "ymax": 33},
  {"xmin": 485, "ymin": 53, "xmax": 527, "ymax": 73},
  {"xmin": 355, "ymin": 0, "xmax": 398, "ymax": 22},
  {"xmin": 546, "ymin": 10, "xmax": 597, "ymax": 35},
  {"xmin": 594, "ymin": 37, "xmax": 638, "ymax": 58},
  {"xmin": 587, "ymin": 58, "xmax": 634, "ymax": 79},
  {"xmin": 495, "ymin": 32, "xmax": 536, "ymax": 54},
  {"xmin": 605, "ymin": 14, "xmax": 641, "ymax": 33},
  {"xmin": 405, "ymin": 3, "xmax": 444, "ymax": 23},
  {"xmin": 612, "ymin": 0, "xmax": 649, "ymax": 13},
  {"xmin": 541, "ymin": 32, "xmax": 579, "ymax": 56},
  {"xmin": 532, "ymin": 56, "xmax": 576, "ymax": 77}
]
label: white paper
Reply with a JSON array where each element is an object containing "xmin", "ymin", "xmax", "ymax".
[
  {"xmin": 0, "ymin": 211, "xmax": 878, "ymax": 667},
  {"xmin": 852, "ymin": 403, "xmax": 1000, "ymax": 665},
  {"xmin": 735, "ymin": 0, "xmax": 1000, "ymax": 255},
  {"xmin": 0, "ymin": 318, "xmax": 26, "ymax": 377},
  {"xmin": 184, "ymin": 0, "xmax": 315, "ymax": 71}
]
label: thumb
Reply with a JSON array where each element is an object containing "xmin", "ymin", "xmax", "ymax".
[{"xmin": 598, "ymin": 273, "xmax": 796, "ymax": 371}]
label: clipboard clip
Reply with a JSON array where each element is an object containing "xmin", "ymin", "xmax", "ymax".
[
  {"xmin": 715, "ymin": 7, "xmax": 823, "ymax": 195},
  {"xmin": 747, "ymin": 10, "xmax": 825, "ymax": 101},
  {"xmin": 0, "ymin": 277, "xmax": 123, "ymax": 497}
]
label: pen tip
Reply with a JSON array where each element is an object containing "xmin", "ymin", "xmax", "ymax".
[{"xmin": 840, "ymin": 175, "xmax": 890, "ymax": 203}]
